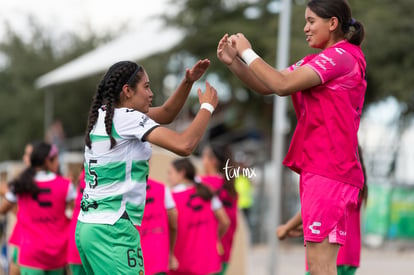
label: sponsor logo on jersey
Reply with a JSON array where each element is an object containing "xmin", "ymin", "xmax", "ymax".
[
  {"xmin": 309, "ymin": 221, "xmax": 321, "ymax": 234},
  {"xmin": 335, "ymin": 47, "xmax": 346, "ymax": 55},
  {"xmin": 139, "ymin": 115, "xmax": 149, "ymax": 127},
  {"xmin": 319, "ymin": 53, "xmax": 336, "ymax": 66}
]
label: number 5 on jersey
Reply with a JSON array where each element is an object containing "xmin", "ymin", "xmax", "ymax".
[{"xmin": 87, "ymin": 159, "xmax": 98, "ymax": 189}]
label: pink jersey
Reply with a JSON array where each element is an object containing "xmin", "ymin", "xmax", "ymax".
[
  {"xmin": 8, "ymin": 217, "xmax": 21, "ymax": 247},
  {"xmin": 137, "ymin": 179, "xmax": 170, "ymax": 275},
  {"xmin": 170, "ymin": 186, "xmax": 221, "ymax": 275},
  {"xmin": 17, "ymin": 173, "xmax": 71, "ymax": 269},
  {"xmin": 337, "ymin": 199, "xmax": 362, "ymax": 267},
  {"xmin": 283, "ymin": 40, "xmax": 366, "ymax": 189},
  {"xmin": 67, "ymin": 170, "xmax": 86, "ymax": 265},
  {"xmin": 201, "ymin": 175, "xmax": 238, "ymax": 262}
]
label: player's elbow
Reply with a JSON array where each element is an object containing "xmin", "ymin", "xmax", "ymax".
[
  {"xmin": 222, "ymin": 217, "xmax": 231, "ymax": 232},
  {"xmin": 219, "ymin": 219, "xmax": 230, "ymax": 237},
  {"xmin": 269, "ymin": 76, "xmax": 294, "ymax": 96},
  {"xmin": 272, "ymin": 83, "xmax": 292, "ymax": 96},
  {"xmin": 174, "ymin": 142, "xmax": 196, "ymax": 156}
]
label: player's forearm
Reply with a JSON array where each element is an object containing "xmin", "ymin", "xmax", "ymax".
[
  {"xmin": 284, "ymin": 211, "xmax": 302, "ymax": 231},
  {"xmin": 168, "ymin": 209, "xmax": 178, "ymax": 253},
  {"xmin": 169, "ymin": 226, "xmax": 177, "ymax": 254},
  {"xmin": 163, "ymin": 78, "xmax": 194, "ymax": 122},
  {"xmin": 147, "ymin": 78, "xmax": 193, "ymax": 124},
  {"xmin": 177, "ymin": 109, "xmax": 212, "ymax": 156},
  {"xmin": 228, "ymin": 57, "xmax": 274, "ymax": 95}
]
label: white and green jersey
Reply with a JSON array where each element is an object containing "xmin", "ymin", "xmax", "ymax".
[{"xmin": 78, "ymin": 107, "xmax": 159, "ymax": 226}]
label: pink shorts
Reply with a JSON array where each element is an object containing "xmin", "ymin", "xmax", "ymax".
[{"xmin": 300, "ymin": 171, "xmax": 359, "ymax": 245}]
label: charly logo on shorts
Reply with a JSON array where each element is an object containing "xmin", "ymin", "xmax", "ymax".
[{"xmin": 309, "ymin": 221, "xmax": 322, "ymax": 234}]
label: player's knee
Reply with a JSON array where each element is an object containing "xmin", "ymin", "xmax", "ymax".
[
  {"xmin": 308, "ymin": 261, "xmax": 337, "ymax": 275},
  {"xmin": 306, "ymin": 241, "xmax": 338, "ymax": 275}
]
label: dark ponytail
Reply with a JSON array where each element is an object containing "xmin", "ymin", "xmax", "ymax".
[
  {"xmin": 346, "ymin": 20, "xmax": 365, "ymax": 46},
  {"xmin": 10, "ymin": 142, "xmax": 53, "ymax": 197},
  {"xmin": 307, "ymin": 0, "xmax": 365, "ymax": 46},
  {"xmin": 172, "ymin": 158, "xmax": 214, "ymax": 201},
  {"xmin": 208, "ymin": 143, "xmax": 237, "ymax": 198},
  {"xmin": 85, "ymin": 61, "xmax": 144, "ymax": 149}
]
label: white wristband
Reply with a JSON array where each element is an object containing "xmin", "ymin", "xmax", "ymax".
[
  {"xmin": 200, "ymin": 103, "xmax": 215, "ymax": 114},
  {"xmin": 241, "ymin": 48, "xmax": 260, "ymax": 66}
]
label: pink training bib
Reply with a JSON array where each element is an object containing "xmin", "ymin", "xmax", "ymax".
[
  {"xmin": 201, "ymin": 175, "xmax": 238, "ymax": 262},
  {"xmin": 8, "ymin": 218, "xmax": 21, "ymax": 247},
  {"xmin": 284, "ymin": 40, "xmax": 366, "ymax": 189},
  {"xmin": 18, "ymin": 174, "xmax": 71, "ymax": 269},
  {"xmin": 170, "ymin": 186, "xmax": 221, "ymax": 275},
  {"xmin": 137, "ymin": 179, "xmax": 170, "ymax": 275},
  {"xmin": 67, "ymin": 170, "xmax": 86, "ymax": 265}
]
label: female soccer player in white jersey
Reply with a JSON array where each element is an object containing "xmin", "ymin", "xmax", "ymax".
[{"xmin": 75, "ymin": 59, "xmax": 218, "ymax": 275}]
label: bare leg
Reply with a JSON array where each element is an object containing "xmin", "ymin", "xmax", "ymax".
[
  {"xmin": 9, "ymin": 261, "xmax": 20, "ymax": 275},
  {"xmin": 306, "ymin": 238, "xmax": 339, "ymax": 275}
]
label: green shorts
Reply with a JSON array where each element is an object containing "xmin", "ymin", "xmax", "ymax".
[
  {"xmin": 69, "ymin": 264, "xmax": 87, "ymax": 275},
  {"xmin": 75, "ymin": 218, "xmax": 144, "ymax": 275},
  {"xmin": 337, "ymin": 265, "xmax": 357, "ymax": 275},
  {"xmin": 305, "ymin": 265, "xmax": 357, "ymax": 275},
  {"xmin": 213, "ymin": 262, "xmax": 229, "ymax": 275},
  {"xmin": 11, "ymin": 246, "xmax": 19, "ymax": 264},
  {"xmin": 19, "ymin": 267, "xmax": 64, "ymax": 275}
]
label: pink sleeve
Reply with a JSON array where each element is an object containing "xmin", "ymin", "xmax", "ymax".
[
  {"xmin": 305, "ymin": 47, "xmax": 355, "ymax": 84},
  {"xmin": 288, "ymin": 54, "xmax": 317, "ymax": 119}
]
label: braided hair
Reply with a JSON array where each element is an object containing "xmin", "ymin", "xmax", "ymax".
[{"xmin": 85, "ymin": 61, "xmax": 144, "ymax": 149}]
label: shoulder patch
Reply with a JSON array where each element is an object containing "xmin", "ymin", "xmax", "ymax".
[
  {"xmin": 295, "ymin": 59, "xmax": 305, "ymax": 67},
  {"xmin": 139, "ymin": 115, "xmax": 150, "ymax": 128}
]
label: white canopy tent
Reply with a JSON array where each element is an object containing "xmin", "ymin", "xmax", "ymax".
[
  {"xmin": 36, "ymin": 21, "xmax": 183, "ymax": 89},
  {"xmin": 35, "ymin": 21, "xmax": 183, "ymax": 132}
]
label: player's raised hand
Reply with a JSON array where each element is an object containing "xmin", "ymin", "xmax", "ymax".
[
  {"xmin": 198, "ymin": 81, "xmax": 218, "ymax": 109},
  {"xmin": 217, "ymin": 34, "xmax": 238, "ymax": 66},
  {"xmin": 229, "ymin": 33, "xmax": 253, "ymax": 56},
  {"xmin": 185, "ymin": 59, "xmax": 211, "ymax": 83}
]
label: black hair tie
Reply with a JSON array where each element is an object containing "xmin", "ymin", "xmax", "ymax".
[{"xmin": 126, "ymin": 64, "xmax": 141, "ymax": 85}]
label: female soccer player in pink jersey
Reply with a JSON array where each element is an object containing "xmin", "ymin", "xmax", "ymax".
[
  {"xmin": 168, "ymin": 158, "xmax": 230, "ymax": 275},
  {"xmin": 0, "ymin": 142, "xmax": 76, "ymax": 275},
  {"xmin": 201, "ymin": 143, "xmax": 237, "ymax": 275},
  {"xmin": 218, "ymin": 0, "xmax": 366, "ymax": 274},
  {"xmin": 137, "ymin": 178, "xmax": 178, "ymax": 275}
]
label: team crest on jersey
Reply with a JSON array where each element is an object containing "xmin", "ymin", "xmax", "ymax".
[
  {"xmin": 295, "ymin": 59, "xmax": 305, "ymax": 68},
  {"xmin": 139, "ymin": 115, "xmax": 149, "ymax": 127}
]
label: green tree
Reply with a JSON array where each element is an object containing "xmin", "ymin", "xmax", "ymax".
[
  {"xmin": 351, "ymin": 0, "xmax": 414, "ymax": 106},
  {"xmin": 0, "ymin": 22, "xmax": 112, "ymax": 161}
]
